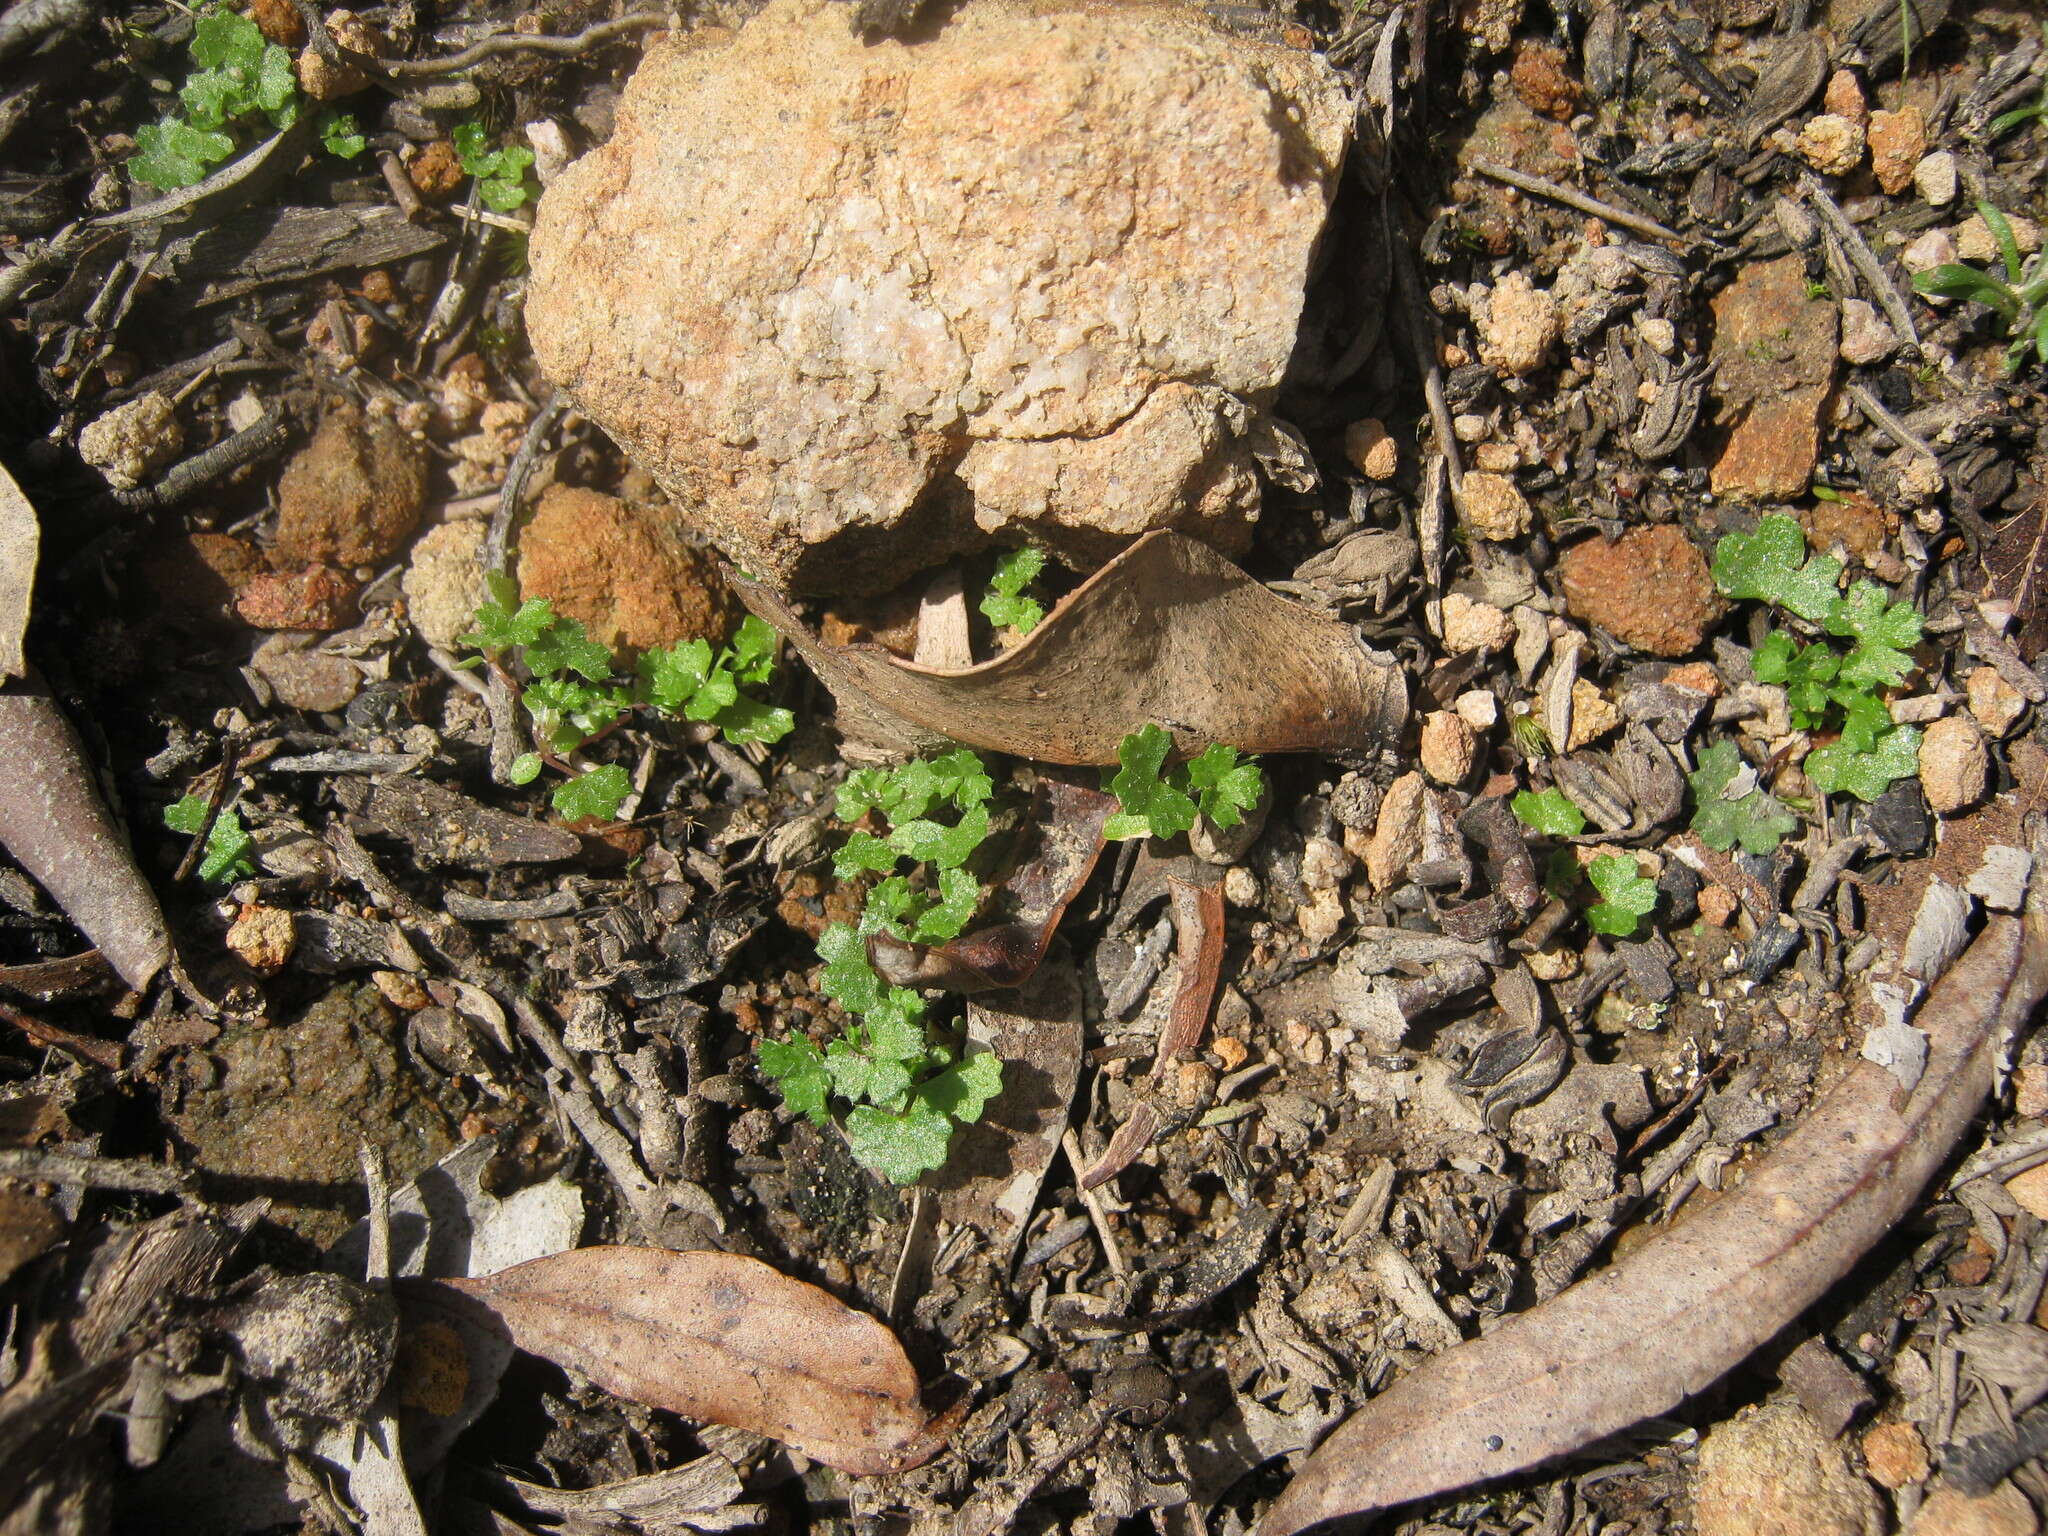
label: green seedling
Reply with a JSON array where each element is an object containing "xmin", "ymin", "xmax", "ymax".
[
  {"xmin": 1102, "ymin": 724, "xmax": 1264, "ymax": 841},
  {"xmin": 1511, "ymin": 786, "xmax": 1586, "ymax": 837},
  {"xmin": 980, "ymin": 547, "xmax": 1048, "ymax": 635},
  {"xmin": 318, "ymin": 110, "xmax": 366, "ymax": 160},
  {"xmin": 1712, "ymin": 516, "xmax": 1924, "ymax": 804},
  {"xmin": 453, "ymin": 122, "xmax": 536, "ymax": 212},
  {"xmin": 1686, "ymin": 740, "xmax": 1799, "ymax": 856},
  {"xmin": 461, "ymin": 575, "xmax": 792, "ymax": 821},
  {"xmin": 129, "ymin": 8, "xmax": 367, "ymax": 190},
  {"xmin": 1585, "ymin": 853, "xmax": 1658, "ymax": 938},
  {"xmin": 759, "ymin": 750, "xmax": 1007, "ymax": 1184},
  {"xmin": 1911, "ymin": 202, "xmax": 2048, "ymax": 375},
  {"xmin": 164, "ymin": 794, "xmax": 257, "ymax": 883},
  {"xmin": 1987, "ymin": 26, "xmax": 2048, "ymax": 139}
]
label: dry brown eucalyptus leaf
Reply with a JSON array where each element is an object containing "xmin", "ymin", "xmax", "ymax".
[
  {"xmin": 732, "ymin": 530, "xmax": 1407, "ymax": 765},
  {"xmin": 430, "ymin": 1246, "xmax": 949, "ymax": 1473},
  {"xmin": 0, "ymin": 679, "xmax": 170, "ymax": 991},
  {"xmin": 0, "ymin": 462, "xmax": 38, "ymax": 683},
  {"xmin": 1261, "ymin": 815, "xmax": 2048, "ymax": 1535}
]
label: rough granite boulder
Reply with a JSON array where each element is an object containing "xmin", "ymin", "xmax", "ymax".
[{"xmin": 526, "ymin": 0, "xmax": 1350, "ymax": 594}]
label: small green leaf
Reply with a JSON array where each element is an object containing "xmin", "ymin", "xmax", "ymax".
[
  {"xmin": 825, "ymin": 1040, "xmax": 913, "ymax": 1112},
  {"xmin": 1585, "ymin": 852, "xmax": 1657, "ymax": 938},
  {"xmin": 165, "ymin": 794, "xmax": 256, "ymax": 883},
  {"xmin": 889, "ymin": 803, "xmax": 990, "ymax": 870},
  {"xmin": 1104, "ymin": 723, "xmax": 1197, "ymax": 841},
  {"xmin": 926, "ymin": 749, "xmax": 993, "ymax": 811},
  {"xmin": 912, "ymin": 866, "xmax": 982, "ymax": 944},
  {"xmin": 921, "ymin": 1048, "xmax": 1003, "ymax": 1125},
  {"xmin": 1511, "ymin": 787, "xmax": 1586, "ymax": 837},
  {"xmin": 252, "ymin": 42, "xmax": 296, "ymax": 113},
  {"xmin": 727, "ymin": 614, "xmax": 779, "ymax": 686},
  {"xmin": 523, "ymin": 616, "xmax": 614, "ymax": 682},
  {"xmin": 131, "ymin": 116, "xmax": 236, "ymax": 189},
  {"xmin": 451, "ymin": 121, "xmax": 492, "ymax": 169},
  {"xmin": 836, "ymin": 767, "xmax": 894, "ymax": 824},
  {"xmin": 844, "ymin": 1098, "xmax": 955, "ymax": 1185},
  {"xmin": 462, "ymin": 580, "xmax": 555, "ymax": 653},
  {"xmin": 1183, "ymin": 743, "xmax": 1264, "ymax": 830},
  {"xmin": 479, "ymin": 175, "xmax": 529, "ymax": 213},
  {"xmin": 1805, "ymin": 723, "xmax": 1922, "ymax": 802},
  {"xmin": 710, "ymin": 694, "xmax": 793, "ymax": 745},
  {"xmin": 1826, "ymin": 580, "xmax": 1921, "ymax": 689},
  {"xmin": 638, "ymin": 639, "xmax": 712, "ymax": 713},
  {"xmin": 507, "ymin": 752, "xmax": 543, "ymax": 785},
  {"xmin": 859, "ymin": 876, "xmax": 920, "ymax": 937},
  {"xmin": 179, "ymin": 69, "xmax": 239, "ymax": 129},
  {"xmin": 1912, "ymin": 264, "xmax": 2021, "ymax": 322},
  {"xmin": 981, "ymin": 546, "xmax": 1048, "ymax": 634},
  {"xmin": 318, "ymin": 109, "xmax": 366, "ymax": 159},
  {"xmin": 551, "ymin": 763, "xmax": 632, "ymax": 822},
  {"xmin": 163, "ymin": 794, "xmax": 210, "ymax": 835},
  {"xmin": 1711, "ymin": 514, "xmax": 1842, "ymax": 624},
  {"xmin": 1979, "ymin": 201, "xmax": 2025, "ymax": 286},
  {"xmin": 817, "ymin": 923, "xmax": 883, "ymax": 1015},
  {"xmin": 757, "ymin": 1035, "xmax": 830, "ymax": 1126},
  {"xmin": 834, "ymin": 830, "xmax": 900, "ymax": 879},
  {"xmin": 190, "ymin": 11, "xmax": 265, "ymax": 71},
  {"xmin": 1686, "ymin": 740, "xmax": 1798, "ymax": 855}
]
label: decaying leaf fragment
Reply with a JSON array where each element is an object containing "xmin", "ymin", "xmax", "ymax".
[
  {"xmin": 427, "ymin": 1245, "xmax": 949, "ymax": 1473},
  {"xmin": 0, "ymin": 461, "xmax": 38, "ymax": 683},
  {"xmin": 872, "ymin": 776, "xmax": 1115, "ymax": 992},
  {"xmin": 733, "ymin": 530, "xmax": 1408, "ymax": 765},
  {"xmin": 0, "ymin": 677, "xmax": 170, "ymax": 990},
  {"xmin": 1261, "ymin": 828, "xmax": 2048, "ymax": 1534}
]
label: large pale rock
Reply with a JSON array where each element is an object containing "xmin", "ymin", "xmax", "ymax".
[{"xmin": 527, "ymin": 0, "xmax": 1350, "ymax": 594}]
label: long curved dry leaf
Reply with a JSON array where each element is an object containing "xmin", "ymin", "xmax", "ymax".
[
  {"xmin": 433, "ymin": 1246, "xmax": 948, "ymax": 1474},
  {"xmin": 733, "ymin": 530, "xmax": 1408, "ymax": 766},
  {"xmin": 1261, "ymin": 854, "xmax": 2048, "ymax": 1534},
  {"xmin": 0, "ymin": 680, "xmax": 169, "ymax": 990},
  {"xmin": 0, "ymin": 462, "xmax": 37, "ymax": 683},
  {"xmin": 872, "ymin": 776, "xmax": 1114, "ymax": 993}
]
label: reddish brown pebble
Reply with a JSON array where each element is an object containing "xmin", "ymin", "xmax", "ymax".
[
  {"xmin": 274, "ymin": 405, "xmax": 427, "ymax": 567},
  {"xmin": 1699, "ymin": 883, "xmax": 1739, "ymax": 926},
  {"xmin": 245, "ymin": 0, "xmax": 305, "ymax": 46},
  {"xmin": 236, "ymin": 565, "xmax": 360, "ymax": 631},
  {"xmin": 1509, "ymin": 40, "xmax": 1581, "ymax": 120},
  {"xmin": 409, "ymin": 141, "xmax": 466, "ymax": 202},
  {"xmin": 1558, "ymin": 524, "xmax": 1726, "ymax": 658},
  {"xmin": 517, "ymin": 484, "xmax": 738, "ymax": 656},
  {"xmin": 1861, "ymin": 1421, "xmax": 1929, "ymax": 1489}
]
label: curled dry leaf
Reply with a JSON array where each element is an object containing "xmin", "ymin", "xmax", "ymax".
[
  {"xmin": 0, "ymin": 461, "xmax": 37, "ymax": 682},
  {"xmin": 732, "ymin": 530, "xmax": 1408, "ymax": 766},
  {"xmin": 1260, "ymin": 822, "xmax": 2048, "ymax": 1535},
  {"xmin": 428, "ymin": 1246, "xmax": 950, "ymax": 1474},
  {"xmin": 0, "ymin": 679, "xmax": 170, "ymax": 991},
  {"xmin": 872, "ymin": 776, "xmax": 1115, "ymax": 993}
]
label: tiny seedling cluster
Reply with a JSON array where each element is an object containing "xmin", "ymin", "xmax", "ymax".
[
  {"xmin": 1102, "ymin": 722, "xmax": 1264, "ymax": 842},
  {"xmin": 979, "ymin": 547, "xmax": 1048, "ymax": 636},
  {"xmin": 1910, "ymin": 203, "xmax": 2048, "ymax": 377},
  {"xmin": 461, "ymin": 574, "xmax": 792, "ymax": 823},
  {"xmin": 1710, "ymin": 513, "xmax": 1923, "ymax": 804},
  {"xmin": 452, "ymin": 122, "xmax": 537, "ymax": 212},
  {"xmin": 759, "ymin": 728, "xmax": 1269, "ymax": 1184},
  {"xmin": 129, "ymin": 9, "xmax": 364, "ymax": 189},
  {"xmin": 759, "ymin": 751, "xmax": 1005, "ymax": 1185},
  {"xmin": 163, "ymin": 794, "xmax": 257, "ymax": 883}
]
